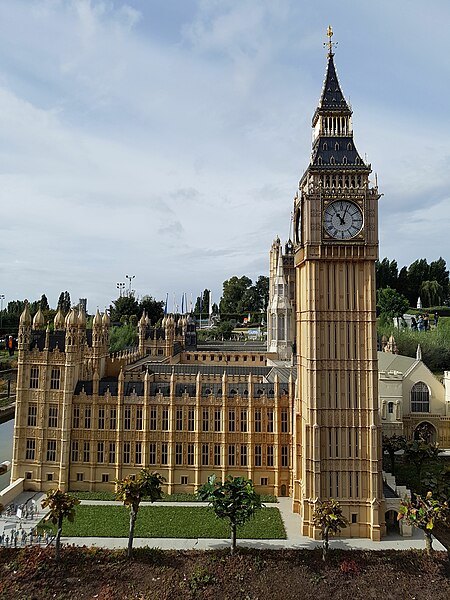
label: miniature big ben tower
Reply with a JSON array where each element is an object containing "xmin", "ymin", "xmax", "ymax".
[{"xmin": 292, "ymin": 27, "xmax": 383, "ymax": 540}]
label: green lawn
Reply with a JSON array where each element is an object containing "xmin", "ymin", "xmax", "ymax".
[{"xmin": 48, "ymin": 505, "xmax": 286, "ymax": 539}]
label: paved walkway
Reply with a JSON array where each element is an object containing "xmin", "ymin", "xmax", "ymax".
[
  {"xmin": 0, "ymin": 494, "xmax": 446, "ymax": 552},
  {"xmin": 59, "ymin": 496, "xmax": 446, "ymax": 552}
]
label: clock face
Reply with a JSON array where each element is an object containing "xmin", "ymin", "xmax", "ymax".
[{"xmin": 323, "ymin": 200, "xmax": 363, "ymax": 240}]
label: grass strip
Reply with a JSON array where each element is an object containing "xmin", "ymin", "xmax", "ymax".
[{"xmin": 48, "ymin": 505, "xmax": 286, "ymax": 539}]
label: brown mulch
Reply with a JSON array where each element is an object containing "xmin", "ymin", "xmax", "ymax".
[{"xmin": 0, "ymin": 545, "xmax": 449, "ymax": 600}]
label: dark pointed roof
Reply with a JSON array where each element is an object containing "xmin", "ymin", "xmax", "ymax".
[
  {"xmin": 318, "ymin": 53, "xmax": 351, "ymax": 113},
  {"xmin": 310, "ymin": 136, "xmax": 367, "ymax": 170}
]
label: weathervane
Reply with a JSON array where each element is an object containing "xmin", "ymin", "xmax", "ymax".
[{"xmin": 324, "ymin": 25, "xmax": 337, "ymax": 56}]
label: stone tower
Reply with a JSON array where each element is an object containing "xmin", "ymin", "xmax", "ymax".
[{"xmin": 292, "ymin": 28, "xmax": 383, "ymax": 540}]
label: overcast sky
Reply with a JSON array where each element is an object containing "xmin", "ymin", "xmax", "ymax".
[{"xmin": 0, "ymin": 0, "xmax": 449, "ymax": 313}]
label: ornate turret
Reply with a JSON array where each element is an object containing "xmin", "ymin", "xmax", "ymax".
[
  {"xmin": 54, "ymin": 307, "xmax": 65, "ymax": 330},
  {"xmin": 18, "ymin": 301, "xmax": 32, "ymax": 349},
  {"xmin": 32, "ymin": 307, "xmax": 45, "ymax": 330},
  {"xmin": 65, "ymin": 307, "xmax": 79, "ymax": 350},
  {"xmin": 267, "ymin": 243, "xmax": 293, "ymax": 360}
]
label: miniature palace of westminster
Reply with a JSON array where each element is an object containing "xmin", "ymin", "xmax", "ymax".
[{"xmin": 10, "ymin": 29, "xmax": 450, "ymax": 540}]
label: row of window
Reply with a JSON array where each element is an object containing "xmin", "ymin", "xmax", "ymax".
[
  {"xmin": 186, "ymin": 354, "xmax": 264, "ymax": 362},
  {"xmin": 29, "ymin": 367, "xmax": 61, "ymax": 390},
  {"xmin": 70, "ymin": 406, "xmax": 289, "ymax": 433},
  {"xmin": 26, "ymin": 439, "xmax": 289, "ymax": 468},
  {"xmin": 39, "ymin": 472, "xmax": 273, "ymax": 488}
]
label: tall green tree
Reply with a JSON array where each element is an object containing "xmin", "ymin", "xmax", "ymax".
[
  {"xmin": 195, "ymin": 289, "xmax": 210, "ymax": 314},
  {"xmin": 139, "ymin": 296, "xmax": 164, "ymax": 324},
  {"xmin": 312, "ymin": 499, "xmax": 349, "ymax": 561},
  {"xmin": 429, "ymin": 257, "xmax": 449, "ymax": 302},
  {"xmin": 39, "ymin": 294, "xmax": 50, "ymax": 311},
  {"xmin": 398, "ymin": 492, "xmax": 448, "ymax": 553},
  {"xmin": 116, "ymin": 469, "xmax": 165, "ymax": 558},
  {"xmin": 41, "ymin": 489, "xmax": 80, "ymax": 561},
  {"xmin": 420, "ymin": 280, "xmax": 443, "ymax": 307},
  {"xmin": 110, "ymin": 295, "xmax": 140, "ymax": 323},
  {"xmin": 406, "ymin": 259, "xmax": 430, "ymax": 305},
  {"xmin": 57, "ymin": 291, "xmax": 71, "ymax": 313},
  {"xmin": 376, "ymin": 258, "xmax": 399, "ymax": 290},
  {"xmin": 197, "ymin": 474, "xmax": 262, "ymax": 555}
]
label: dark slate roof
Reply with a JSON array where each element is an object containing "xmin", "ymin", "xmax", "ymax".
[
  {"xmin": 317, "ymin": 54, "xmax": 351, "ymax": 114},
  {"xmin": 29, "ymin": 331, "xmax": 66, "ymax": 352},
  {"xmin": 75, "ymin": 377, "xmax": 119, "ymax": 396},
  {"xmin": 310, "ymin": 136, "xmax": 367, "ymax": 170},
  {"xmin": 142, "ymin": 364, "xmax": 271, "ymax": 377}
]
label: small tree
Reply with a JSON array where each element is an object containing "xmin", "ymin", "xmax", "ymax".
[
  {"xmin": 404, "ymin": 439, "xmax": 441, "ymax": 479},
  {"xmin": 312, "ymin": 499, "xmax": 349, "ymax": 561},
  {"xmin": 116, "ymin": 469, "xmax": 165, "ymax": 558},
  {"xmin": 197, "ymin": 474, "xmax": 262, "ymax": 554},
  {"xmin": 377, "ymin": 286, "xmax": 409, "ymax": 327},
  {"xmin": 398, "ymin": 492, "xmax": 449, "ymax": 553},
  {"xmin": 41, "ymin": 489, "xmax": 80, "ymax": 561},
  {"xmin": 382, "ymin": 434, "xmax": 407, "ymax": 475}
]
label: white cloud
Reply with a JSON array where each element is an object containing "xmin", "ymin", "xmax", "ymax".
[{"xmin": 0, "ymin": 0, "xmax": 449, "ymax": 309}]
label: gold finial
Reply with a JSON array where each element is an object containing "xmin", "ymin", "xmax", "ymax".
[{"xmin": 324, "ymin": 25, "xmax": 337, "ymax": 56}]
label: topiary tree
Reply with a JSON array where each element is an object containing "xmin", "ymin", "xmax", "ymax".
[
  {"xmin": 398, "ymin": 492, "xmax": 449, "ymax": 553},
  {"xmin": 197, "ymin": 474, "xmax": 262, "ymax": 554},
  {"xmin": 312, "ymin": 499, "xmax": 349, "ymax": 561},
  {"xmin": 116, "ymin": 469, "xmax": 165, "ymax": 558},
  {"xmin": 41, "ymin": 489, "xmax": 80, "ymax": 561}
]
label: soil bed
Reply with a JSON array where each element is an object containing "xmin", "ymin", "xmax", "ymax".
[{"xmin": 0, "ymin": 546, "xmax": 449, "ymax": 600}]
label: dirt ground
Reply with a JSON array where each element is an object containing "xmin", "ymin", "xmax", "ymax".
[{"xmin": 0, "ymin": 546, "xmax": 449, "ymax": 600}]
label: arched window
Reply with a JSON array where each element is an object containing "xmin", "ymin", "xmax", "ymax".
[
  {"xmin": 347, "ymin": 142, "xmax": 352, "ymax": 151},
  {"xmin": 330, "ymin": 156, "xmax": 335, "ymax": 165},
  {"xmin": 335, "ymin": 142, "xmax": 339, "ymax": 151},
  {"xmin": 411, "ymin": 382, "xmax": 429, "ymax": 412},
  {"xmin": 342, "ymin": 156, "xmax": 347, "ymax": 165},
  {"xmin": 323, "ymin": 142, "xmax": 328, "ymax": 151}
]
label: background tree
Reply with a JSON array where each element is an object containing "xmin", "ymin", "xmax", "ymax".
[
  {"xmin": 406, "ymin": 259, "xmax": 430, "ymax": 305},
  {"xmin": 376, "ymin": 258, "xmax": 399, "ymax": 290},
  {"xmin": 39, "ymin": 294, "xmax": 50, "ymax": 311},
  {"xmin": 197, "ymin": 474, "xmax": 262, "ymax": 555},
  {"xmin": 429, "ymin": 257, "xmax": 449, "ymax": 303},
  {"xmin": 57, "ymin": 291, "xmax": 71, "ymax": 313},
  {"xmin": 377, "ymin": 287, "xmax": 410, "ymax": 327},
  {"xmin": 382, "ymin": 434, "xmax": 406, "ymax": 475},
  {"xmin": 41, "ymin": 489, "xmax": 80, "ymax": 561},
  {"xmin": 404, "ymin": 439, "xmax": 441, "ymax": 479},
  {"xmin": 195, "ymin": 289, "xmax": 211, "ymax": 315},
  {"xmin": 312, "ymin": 499, "xmax": 349, "ymax": 561},
  {"xmin": 398, "ymin": 492, "xmax": 448, "ymax": 553},
  {"xmin": 220, "ymin": 276, "xmax": 253, "ymax": 315},
  {"xmin": 110, "ymin": 295, "xmax": 140, "ymax": 323},
  {"xmin": 115, "ymin": 469, "xmax": 165, "ymax": 558},
  {"xmin": 420, "ymin": 280, "xmax": 443, "ymax": 307},
  {"xmin": 139, "ymin": 295, "xmax": 164, "ymax": 324}
]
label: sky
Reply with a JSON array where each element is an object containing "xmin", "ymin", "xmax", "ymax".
[{"xmin": 0, "ymin": 0, "xmax": 449, "ymax": 313}]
